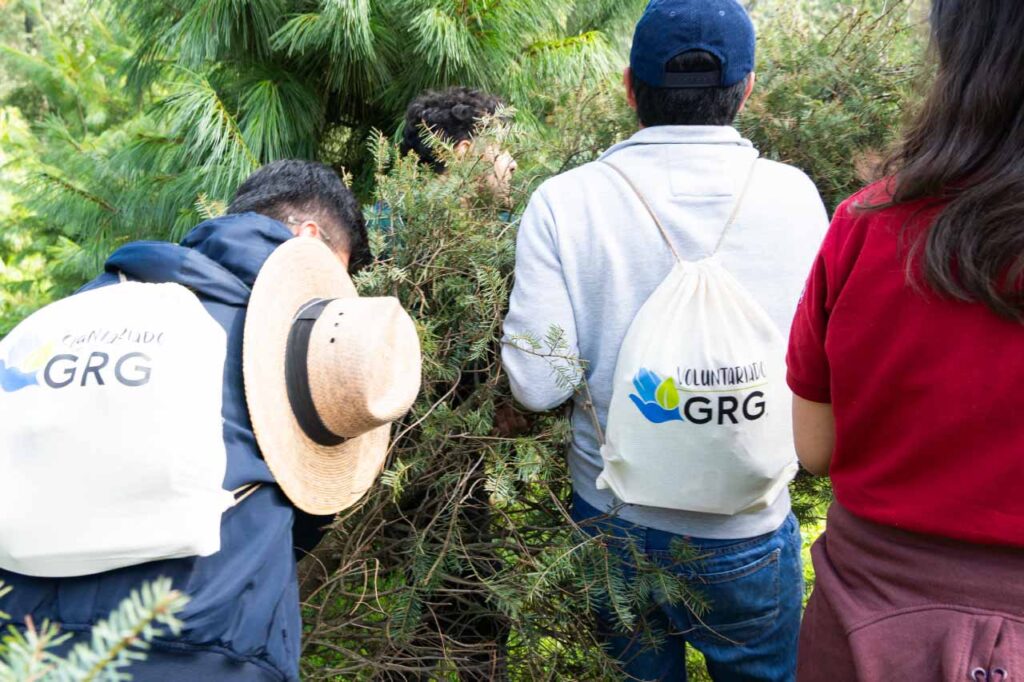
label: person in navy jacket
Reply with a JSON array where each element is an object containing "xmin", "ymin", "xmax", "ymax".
[{"xmin": 0, "ymin": 160, "xmax": 371, "ymax": 681}]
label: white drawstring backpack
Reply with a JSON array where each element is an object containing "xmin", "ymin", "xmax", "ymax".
[
  {"xmin": 0, "ymin": 279, "xmax": 245, "ymax": 578},
  {"xmin": 592, "ymin": 159, "xmax": 798, "ymax": 515}
]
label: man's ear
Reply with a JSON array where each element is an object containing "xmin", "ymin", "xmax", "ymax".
[
  {"xmin": 623, "ymin": 66, "xmax": 638, "ymax": 111},
  {"xmin": 737, "ymin": 72, "xmax": 756, "ymax": 114},
  {"xmin": 295, "ymin": 220, "xmax": 320, "ymax": 240},
  {"xmin": 294, "ymin": 220, "xmax": 353, "ymax": 270},
  {"xmin": 454, "ymin": 139, "xmax": 472, "ymax": 158}
]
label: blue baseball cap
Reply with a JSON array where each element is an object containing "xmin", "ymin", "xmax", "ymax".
[{"xmin": 630, "ymin": 0, "xmax": 756, "ymax": 89}]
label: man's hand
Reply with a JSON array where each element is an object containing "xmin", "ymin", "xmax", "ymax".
[{"xmin": 493, "ymin": 403, "xmax": 533, "ymax": 438}]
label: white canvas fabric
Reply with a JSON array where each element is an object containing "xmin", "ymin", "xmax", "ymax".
[
  {"xmin": 594, "ymin": 159, "xmax": 798, "ymax": 515},
  {"xmin": 0, "ymin": 281, "xmax": 235, "ymax": 577}
]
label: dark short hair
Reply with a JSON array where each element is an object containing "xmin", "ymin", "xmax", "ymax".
[
  {"xmin": 228, "ymin": 160, "xmax": 371, "ymax": 272},
  {"xmin": 632, "ymin": 51, "xmax": 749, "ymax": 127},
  {"xmin": 400, "ymin": 87, "xmax": 504, "ymax": 173}
]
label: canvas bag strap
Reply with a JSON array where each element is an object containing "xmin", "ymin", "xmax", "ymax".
[
  {"xmin": 600, "ymin": 156, "xmax": 760, "ymax": 261},
  {"xmin": 584, "ymin": 156, "xmax": 761, "ymax": 446},
  {"xmin": 601, "ymin": 161, "xmax": 683, "ymax": 262}
]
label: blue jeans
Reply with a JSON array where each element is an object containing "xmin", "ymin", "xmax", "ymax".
[{"xmin": 572, "ymin": 494, "xmax": 803, "ymax": 682}]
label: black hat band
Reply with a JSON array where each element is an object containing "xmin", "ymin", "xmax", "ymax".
[{"xmin": 285, "ymin": 298, "xmax": 347, "ymax": 447}]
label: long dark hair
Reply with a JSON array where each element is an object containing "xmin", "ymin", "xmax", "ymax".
[{"xmin": 882, "ymin": 0, "xmax": 1024, "ymax": 321}]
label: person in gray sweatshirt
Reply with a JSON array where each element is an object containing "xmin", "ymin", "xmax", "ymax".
[{"xmin": 501, "ymin": 1, "xmax": 828, "ymax": 680}]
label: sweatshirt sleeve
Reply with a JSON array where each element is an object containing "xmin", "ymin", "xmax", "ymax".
[{"xmin": 501, "ymin": 189, "xmax": 579, "ymax": 412}]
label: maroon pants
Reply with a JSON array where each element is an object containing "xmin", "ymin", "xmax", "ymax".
[{"xmin": 798, "ymin": 503, "xmax": 1024, "ymax": 681}]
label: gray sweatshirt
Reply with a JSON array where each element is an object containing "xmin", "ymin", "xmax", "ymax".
[{"xmin": 502, "ymin": 126, "xmax": 829, "ymax": 539}]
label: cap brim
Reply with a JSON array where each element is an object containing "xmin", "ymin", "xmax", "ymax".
[{"xmin": 243, "ymin": 238, "xmax": 392, "ymax": 515}]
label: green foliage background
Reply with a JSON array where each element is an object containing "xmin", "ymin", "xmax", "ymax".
[{"xmin": 0, "ymin": 0, "xmax": 926, "ymax": 679}]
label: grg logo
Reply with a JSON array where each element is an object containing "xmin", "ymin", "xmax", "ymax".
[
  {"xmin": 1, "ymin": 333, "xmax": 155, "ymax": 392},
  {"xmin": 628, "ymin": 367, "xmax": 768, "ymax": 426}
]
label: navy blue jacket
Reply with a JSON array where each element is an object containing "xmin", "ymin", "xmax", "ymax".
[{"xmin": 0, "ymin": 214, "xmax": 312, "ymax": 681}]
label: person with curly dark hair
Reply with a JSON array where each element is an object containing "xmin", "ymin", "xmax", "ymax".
[
  {"xmin": 368, "ymin": 87, "xmax": 518, "ymax": 241},
  {"xmin": 400, "ymin": 86, "xmax": 515, "ymax": 184}
]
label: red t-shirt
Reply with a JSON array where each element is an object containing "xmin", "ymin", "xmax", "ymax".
[{"xmin": 788, "ymin": 181, "xmax": 1024, "ymax": 547}]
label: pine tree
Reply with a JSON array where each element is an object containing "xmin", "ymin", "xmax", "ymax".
[
  {"xmin": 0, "ymin": 0, "xmax": 919, "ymax": 295},
  {"xmin": 0, "ymin": 0, "xmax": 141, "ymax": 331},
  {"xmin": 6, "ymin": 0, "xmax": 648, "ymax": 283}
]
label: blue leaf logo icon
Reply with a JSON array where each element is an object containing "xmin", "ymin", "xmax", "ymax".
[
  {"xmin": 0, "ymin": 337, "xmax": 51, "ymax": 393},
  {"xmin": 628, "ymin": 369, "xmax": 683, "ymax": 424}
]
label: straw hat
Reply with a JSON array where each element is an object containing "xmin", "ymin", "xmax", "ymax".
[{"xmin": 243, "ymin": 237, "xmax": 422, "ymax": 515}]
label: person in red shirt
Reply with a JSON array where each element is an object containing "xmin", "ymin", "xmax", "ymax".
[{"xmin": 789, "ymin": 1, "xmax": 1024, "ymax": 679}]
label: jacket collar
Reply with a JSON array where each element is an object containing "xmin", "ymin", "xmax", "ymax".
[
  {"xmin": 600, "ymin": 125, "xmax": 752, "ymax": 160},
  {"xmin": 103, "ymin": 213, "xmax": 293, "ymax": 307}
]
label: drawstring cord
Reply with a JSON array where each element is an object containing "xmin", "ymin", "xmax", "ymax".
[{"xmin": 232, "ymin": 483, "xmax": 262, "ymax": 506}]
